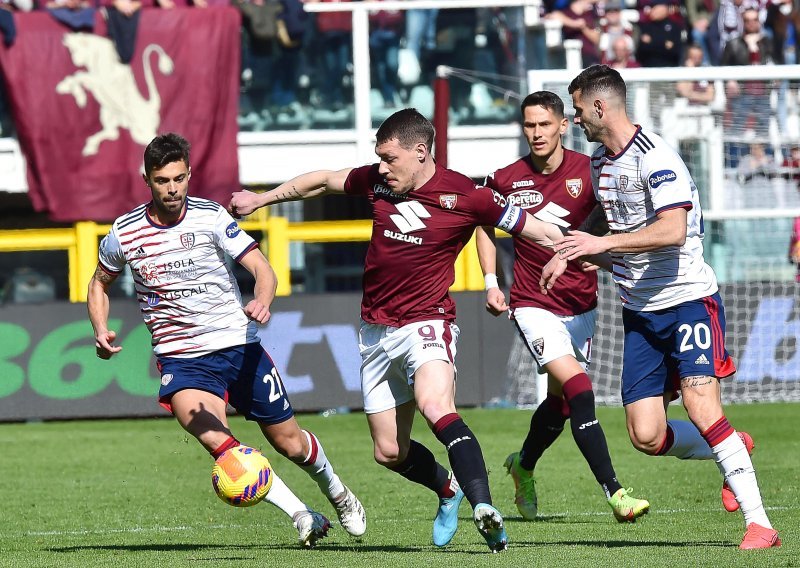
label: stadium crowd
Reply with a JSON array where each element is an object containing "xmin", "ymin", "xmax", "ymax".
[{"xmin": 0, "ymin": 0, "xmax": 799, "ymax": 135}]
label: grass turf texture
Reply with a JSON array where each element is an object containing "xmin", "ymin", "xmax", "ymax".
[{"xmin": 1, "ymin": 404, "xmax": 796, "ymax": 567}]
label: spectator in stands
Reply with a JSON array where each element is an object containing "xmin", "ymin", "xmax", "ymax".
[
  {"xmin": 432, "ymin": 8, "xmax": 479, "ymax": 117},
  {"xmin": 236, "ymin": 0, "xmax": 284, "ymax": 130},
  {"xmin": 310, "ymin": 0, "xmax": 353, "ymax": 111},
  {"xmin": 45, "ymin": 0, "xmax": 96, "ymax": 32},
  {"xmin": 781, "ymin": 144, "xmax": 800, "ymax": 185},
  {"xmin": 599, "ymin": 1, "xmax": 634, "ymax": 64},
  {"xmin": 544, "ymin": 0, "xmax": 602, "ymax": 66},
  {"xmin": 606, "ymin": 34, "xmax": 640, "ymax": 67},
  {"xmin": 369, "ymin": 1, "xmax": 403, "ymax": 108},
  {"xmin": 104, "ymin": 0, "xmax": 143, "ymax": 64},
  {"xmin": 635, "ymin": 0, "xmax": 685, "ymax": 67},
  {"xmin": 684, "ymin": 0, "xmax": 719, "ymax": 64},
  {"xmin": 721, "ymin": 8, "xmax": 773, "ymax": 136},
  {"xmin": 789, "ymin": 215, "xmax": 800, "ymax": 282},
  {"xmin": 765, "ymin": 0, "xmax": 800, "ymax": 134},
  {"xmin": 271, "ymin": 0, "xmax": 308, "ymax": 120},
  {"xmin": 707, "ymin": 0, "xmax": 745, "ymax": 65},
  {"xmin": 737, "ymin": 142, "xmax": 775, "ymax": 184},
  {"xmin": 0, "ymin": 0, "xmax": 32, "ymax": 137},
  {"xmin": 405, "ymin": 6, "xmax": 438, "ymax": 61},
  {"xmin": 676, "ymin": 43, "xmax": 715, "ymax": 104}
]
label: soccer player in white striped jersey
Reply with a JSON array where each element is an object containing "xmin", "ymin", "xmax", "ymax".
[
  {"xmin": 544, "ymin": 65, "xmax": 779, "ymax": 550},
  {"xmin": 87, "ymin": 133, "xmax": 366, "ymax": 548}
]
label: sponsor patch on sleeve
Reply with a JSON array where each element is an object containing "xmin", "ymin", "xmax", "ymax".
[
  {"xmin": 648, "ymin": 169, "xmax": 677, "ymax": 188},
  {"xmin": 225, "ymin": 221, "xmax": 241, "ymax": 238}
]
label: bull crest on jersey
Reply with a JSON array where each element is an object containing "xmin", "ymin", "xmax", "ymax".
[
  {"xmin": 565, "ymin": 178, "xmax": 582, "ymax": 198},
  {"xmin": 532, "ymin": 338, "xmax": 544, "ymax": 357},
  {"xmin": 180, "ymin": 233, "xmax": 195, "ymax": 250},
  {"xmin": 439, "ymin": 194, "xmax": 457, "ymax": 210}
]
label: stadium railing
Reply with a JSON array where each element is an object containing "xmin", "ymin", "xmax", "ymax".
[{"xmin": 0, "ymin": 213, "xmax": 486, "ymax": 301}]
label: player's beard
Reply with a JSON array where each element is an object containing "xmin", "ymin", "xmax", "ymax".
[{"xmin": 153, "ymin": 194, "xmax": 185, "ymax": 222}]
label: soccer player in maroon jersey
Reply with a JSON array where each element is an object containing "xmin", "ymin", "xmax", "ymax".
[
  {"xmin": 475, "ymin": 91, "xmax": 649, "ymax": 523},
  {"xmin": 230, "ymin": 108, "xmax": 568, "ymax": 552}
]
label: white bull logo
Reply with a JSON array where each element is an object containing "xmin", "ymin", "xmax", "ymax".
[{"xmin": 56, "ymin": 34, "xmax": 174, "ymax": 156}]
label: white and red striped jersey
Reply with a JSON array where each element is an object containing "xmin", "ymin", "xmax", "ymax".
[
  {"xmin": 590, "ymin": 126, "xmax": 718, "ymax": 311},
  {"xmin": 98, "ymin": 197, "xmax": 260, "ymax": 357}
]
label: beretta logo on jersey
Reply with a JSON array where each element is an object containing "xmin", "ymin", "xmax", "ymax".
[
  {"xmin": 374, "ymin": 183, "xmax": 407, "ymax": 200},
  {"xmin": 508, "ymin": 190, "xmax": 542, "ymax": 209},
  {"xmin": 439, "ymin": 195, "xmax": 457, "ymax": 210},
  {"xmin": 649, "ymin": 170, "xmax": 677, "ymax": 188},
  {"xmin": 180, "ymin": 233, "xmax": 195, "ymax": 249},
  {"xmin": 566, "ymin": 178, "xmax": 583, "ymax": 198},
  {"xmin": 225, "ymin": 222, "xmax": 241, "ymax": 238}
]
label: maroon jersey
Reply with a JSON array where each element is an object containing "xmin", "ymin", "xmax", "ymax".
[
  {"xmin": 485, "ymin": 149, "xmax": 598, "ymax": 316},
  {"xmin": 345, "ymin": 163, "xmax": 526, "ymax": 327}
]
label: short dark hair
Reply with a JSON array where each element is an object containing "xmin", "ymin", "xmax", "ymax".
[
  {"xmin": 520, "ymin": 91, "xmax": 565, "ymax": 119},
  {"xmin": 144, "ymin": 133, "xmax": 190, "ymax": 176},
  {"xmin": 568, "ymin": 64, "xmax": 627, "ymax": 102},
  {"xmin": 375, "ymin": 108, "xmax": 435, "ymax": 151}
]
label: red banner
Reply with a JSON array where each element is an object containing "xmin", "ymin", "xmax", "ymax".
[{"xmin": 0, "ymin": 8, "xmax": 241, "ymax": 222}]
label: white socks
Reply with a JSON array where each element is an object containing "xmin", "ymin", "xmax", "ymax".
[
  {"xmin": 264, "ymin": 471, "xmax": 310, "ymax": 518},
  {"xmin": 711, "ymin": 432, "xmax": 771, "ymax": 528},
  {"xmin": 301, "ymin": 430, "xmax": 345, "ymax": 501}
]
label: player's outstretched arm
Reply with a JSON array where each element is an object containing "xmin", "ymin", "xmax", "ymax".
[
  {"xmin": 239, "ymin": 248, "xmax": 277, "ymax": 325},
  {"xmin": 555, "ymin": 208, "xmax": 688, "ymax": 261},
  {"xmin": 229, "ymin": 168, "xmax": 354, "ymax": 217},
  {"xmin": 476, "ymin": 225, "xmax": 507, "ymax": 316},
  {"xmin": 87, "ymin": 265, "xmax": 122, "ymax": 359}
]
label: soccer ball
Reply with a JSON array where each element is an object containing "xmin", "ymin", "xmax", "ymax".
[{"xmin": 211, "ymin": 445, "xmax": 273, "ymax": 507}]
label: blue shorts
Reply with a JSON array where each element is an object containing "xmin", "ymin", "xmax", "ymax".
[
  {"xmin": 157, "ymin": 342, "xmax": 294, "ymax": 425},
  {"xmin": 621, "ymin": 292, "xmax": 736, "ymax": 406}
]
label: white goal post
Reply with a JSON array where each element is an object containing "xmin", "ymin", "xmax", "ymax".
[{"xmin": 503, "ymin": 65, "xmax": 800, "ymax": 406}]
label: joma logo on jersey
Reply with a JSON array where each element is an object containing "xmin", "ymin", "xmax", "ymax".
[
  {"xmin": 649, "ymin": 170, "xmax": 677, "ymax": 188},
  {"xmin": 566, "ymin": 178, "xmax": 583, "ymax": 198},
  {"xmin": 511, "ymin": 179, "xmax": 535, "ymax": 189},
  {"xmin": 509, "ymin": 190, "xmax": 543, "ymax": 209}
]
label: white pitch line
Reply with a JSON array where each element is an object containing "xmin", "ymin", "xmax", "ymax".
[{"xmin": 18, "ymin": 506, "xmax": 793, "ymax": 538}]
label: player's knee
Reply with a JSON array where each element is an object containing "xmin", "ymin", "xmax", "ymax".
[
  {"xmin": 627, "ymin": 422, "xmax": 665, "ymax": 455},
  {"xmin": 373, "ymin": 442, "xmax": 403, "ymax": 468},
  {"xmin": 629, "ymin": 432, "xmax": 663, "ymax": 455},
  {"xmin": 268, "ymin": 432, "xmax": 306, "ymax": 462}
]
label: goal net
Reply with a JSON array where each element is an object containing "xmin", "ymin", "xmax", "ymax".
[{"xmin": 504, "ymin": 65, "xmax": 800, "ymax": 406}]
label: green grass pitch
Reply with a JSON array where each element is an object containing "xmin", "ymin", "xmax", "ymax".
[{"xmin": 2, "ymin": 404, "xmax": 796, "ymax": 567}]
